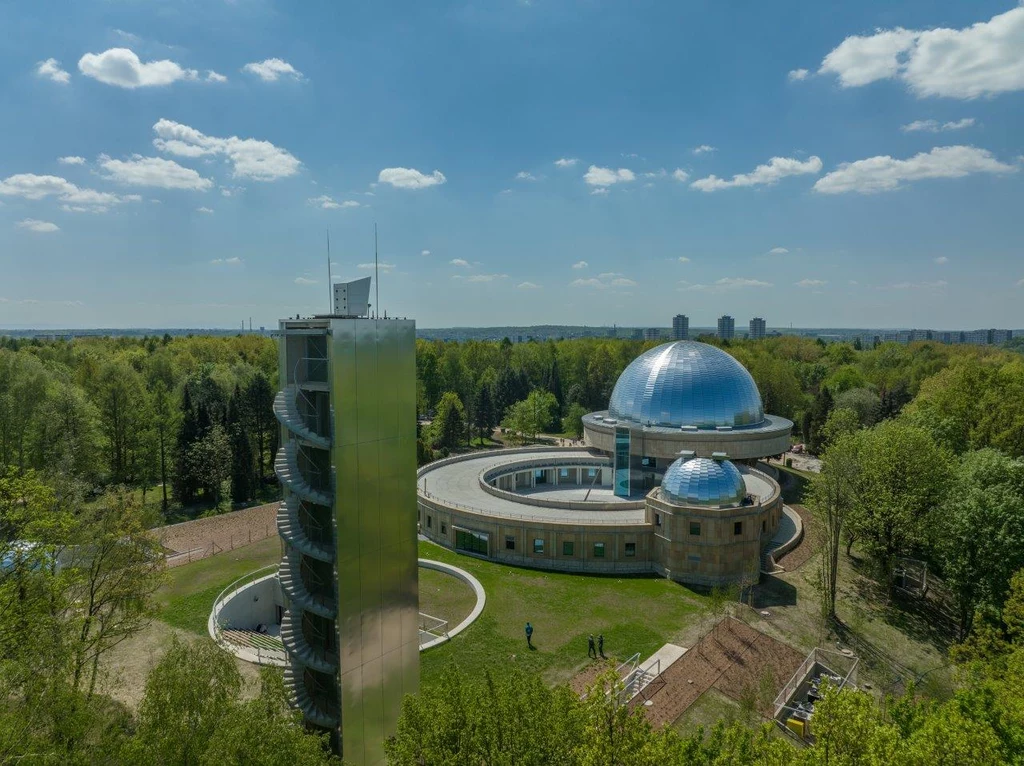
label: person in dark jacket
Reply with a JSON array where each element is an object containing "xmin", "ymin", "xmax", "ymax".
[
  {"xmin": 588, "ymin": 634, "xmax": 596, "ymax": 658},
  {"xmin": 598, "ymin": 634, "xmax": 605, "ymax": 658},
  {"xmin": 525, "ymin": 622, "xmax": 534, "ymax": 648}
]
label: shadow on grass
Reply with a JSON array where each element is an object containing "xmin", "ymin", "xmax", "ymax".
[{"xmin": 751, "ymin": 576, "xmax": 798, "ymax": 609}]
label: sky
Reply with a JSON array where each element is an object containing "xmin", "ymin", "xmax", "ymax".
[{"xmin": 1, "ymin": 0, "xmax": 1023, "ymax": 331}]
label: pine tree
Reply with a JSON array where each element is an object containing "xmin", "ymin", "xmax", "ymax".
[
  {"xmin": 474, "ymin": 384, "xmax": 495, "ymax": 443},
  {"xmin": 228, "ymin": 389, "xmax": 254, "ymax": 504},
  {"xmin": 172, "ymin": 387, "xmax": 199, "ymax": 505}
]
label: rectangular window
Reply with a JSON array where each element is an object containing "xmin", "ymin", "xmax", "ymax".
[
  {"xmin": 625, "ymin": 542, "xmax": 636, "ymax": 557},
  {"xmin": 562, "ymin": 541, "xmax": 574, "ymax": 556},
  {"xmin": 587, "ymin": 468, "xmax": 597, "ymax": 478},
  {"xmin": 593, "ymin": 542, "xmax": 605, "ymax": 558},
  {"xmin": 427, "ymin": 515, "xmax": 432, "ymax": 529},
  {"xmin": 533, "ymin": 538, "xmax": 544, "ymax": 554},
  {"xmin": 762, "ymin": 520, "xmax": 766, "ymax": 533},
  {"xmin": 505, "ymin": 536, "xmax": 516, "ymax": 551},
  {"xmin": 441, "ymin": 523, "xmax": 447, "ymax": 535},
  {"xmin": 559, "ymin": 468, "xmax": 569, "ymax": 478},
  {"xmin": 655, "ymin": 513, "xmax": 661, "ymax": 526},
  {"xmin": 689, "ymin": 521, "xmax": 701, "ymax": 536},
  {"xmin": 454, "ymin": 528, "xmax": 488, "ymax": 556},
  {"xmin": 734, "ymin": 521, "xmax": 743, "ymax": 536},
  {"xmin": 614, "ymin": 426, "xmax": 631, "ymax": 497}
]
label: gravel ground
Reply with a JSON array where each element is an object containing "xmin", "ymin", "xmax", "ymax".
[
  {"xmin": 774, "ymin": 505, "xmax": 819, "ymax": 571},
  {"xmin": 155, "ymin": 502, "xmax": 280, "ymax": 567}
]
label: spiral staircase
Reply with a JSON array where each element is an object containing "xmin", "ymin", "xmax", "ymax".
[{"xmin": 274, "ymin": 382, "xmax": 339, "ymax": 730}]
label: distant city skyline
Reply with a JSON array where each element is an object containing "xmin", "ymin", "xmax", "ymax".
[{"xmin": 2, "ymin": 2, "xmax": 1023, "ymax": 329}]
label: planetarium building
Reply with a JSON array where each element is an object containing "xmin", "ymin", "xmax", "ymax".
[{"xmin": 417, "ymin": 341, "xmax": 798, "ymax": 587}]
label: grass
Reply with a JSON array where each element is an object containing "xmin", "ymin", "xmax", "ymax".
[
  {"xmin": 154, "ymin": 535, "xmax": 283, "ymax": 634},
  {"xmin": 672, "ymin": 688, "xmax": 743, "ymax": 733},
  {"xmin": 419, "ymin": 567, "xmax": 477, "ymax": 628},
  {"xmin": 417, "ymin": 540, "xmax": 707, "ymax": 689}
]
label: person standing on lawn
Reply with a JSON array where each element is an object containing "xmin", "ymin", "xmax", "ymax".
[
  {"xmin": 525, "ymin": 622, "xmax": 534, "ymax": 648},
  {"xmin": 588, "ymin": 634, "xmax": 596, "ymax": 658},
  {"xmin": 598, "ymin": 634, "xmax": 605, "ymax": 658}
]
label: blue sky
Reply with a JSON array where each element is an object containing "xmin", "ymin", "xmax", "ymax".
[{"xmin": 1, "ymin": 0, "xmax": 1022, "ymax": 330}]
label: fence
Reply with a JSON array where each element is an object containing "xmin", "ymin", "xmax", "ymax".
[
  {"xmin": 209, "ymin": 564, "xmax": 287, "ymax": 666},
  {"xmin": 164, "ymin": 523, "xmax": 279, "ymax": 567}
]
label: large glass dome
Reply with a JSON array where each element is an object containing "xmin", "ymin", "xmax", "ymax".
[
  {"xmin": 608, "ymin": 341, "xmax": 764, "ymax": 429},
  {"xmin": 661, "ymin": 457, "xmax": 746, "ymax": 507}
]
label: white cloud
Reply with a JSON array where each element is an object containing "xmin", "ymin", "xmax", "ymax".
[
  {"xmin": 16, "ymin": 219, "xmax": 59, "ymax": 233},
  {"xmin": 677, "ymin": 256, "xmax": 691, "ymax": 263},
  {"xmin": 818, "ymin": 7, "xmax": 1024, "ymax": 99},
  {"xmin": 692, "ymin": 145, "xmax": 716, "ymax": 155},
  {"xmin": 294, "ymin": 277, "xmax": 318, "ymax": 285},
  {"xmin": 308, "ymin": 195, "xmax": 359, "ymax": 209},
  {"xmin": 197, "ymin": 206, "xmax": 214, "ymax": 214},
  {"xmin": 421, "ymin": 249, "xmax": 431, "ymax": 256},
  {"xmin": 464, "ymin": 273, "xmax": 507, "ymax": 283},
  {"xmin": 153, "ymin": 119, "xmax": 301, "ymax": 181},
  {"xmin": 449, "ymin": 258, "xmax": 471, "ymax": 268},
  {"xmin": 814, "ymin": 145, "xmax": 1016, "ymax": 194},
  {"xmin": 517, "ymin": 281, "xmax": 541, "ymax": 289},
  {"xmin": 788, "ymin": 68, "xmax": 809, "ymax": 82},
  {"xmin": 796, "ymin": 279, "xmax": 827, "ymax": 288},
  {"xmin": 515, "ymin": 171, "xmax": 537, "ymax": 181},
  {"xmin": 78, "ymin": 48, "xmax": 199, "ymax": 88},
  {"xmin": 99, "ymin": 154, "xmax": 213, "ymax": 190},
  {"xmin": 768, "ymin": 247, "xmax": 789, "ymax": 255},
  {"xmin": 554, "ymin": 158, "xmax": 578, "ymax": 168},
  {"xmin": 1016, "ymin": 278, "xmax": 1024, "ymax": 287},
  {"xmin": 36, "ymin": 58, "xmax": 70, "ymax": 84},
  {"xmin": 0, "ymin": 172, "xmax": 137, "ymax": 211},
  {"xmin": 572, "ymin": 260, "xmax": 588, "ymax": 269},
  {"xmin": 570, "ymin": 272, "xmax": 636, "ymax": 289},
  {"xmin": 583, "ymin": 165, "xmax": 635, "ymax": 187},
  {"xmin": 672, "ymin": 168, "xmax": 689, "ymax": 182},
  {"xmin": 680, "ymin": 277, "xmax": 773, "ymax": 292},
  {"xmin": 206, "ymin": 71, "xmax": 227, "ymax": 83},
  {"xmin": 934, "ymin": 256, "xmax": 950, "ymax": 264},
  {"xmin": 901, "ymin": 118, "xmax": 975, "ymax": 133},
  {"xmin": 58, "ymin": 156, "xmax": 86, "ymax": 165},
  {"xmin": 879, "ymin": 280, "xmax": 948, "ymax": 290},
  {"xmin": 691, "ymin": 155, "xmax": 822, "ymax": 191},
  {"xmin": 242, "ymin": 58, "xmax": 303, "ymax": 82},
  {"xmin": 377, "ymin": 167, "xmax": 446, "ymax": 189},
  {"xmin": 358, "ymin": 262, "xmax": 396, "ymax": 272},
  {"xmin": 210, "ymin": 257, "xmax": 242, "ymax": 264},
  {"xmin": 643, "ymin": 169, "xmax": 667, "ymax": 179},
  {"xmin": 590, "ymin": 187, "xmax": 609, "ymax": 196}
]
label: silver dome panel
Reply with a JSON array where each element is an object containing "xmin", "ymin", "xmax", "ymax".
[
  {"xmin": 608, "ymin": 341, "xmax": 764, "ymax": 429},
  {"xmin": 661, "ymin": 457, "xmax": 746, "ymax": 507}
]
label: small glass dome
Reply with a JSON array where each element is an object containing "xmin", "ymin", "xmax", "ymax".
[
  {"xmin": 660, "ymin": 457, "xmax": 746, "ymax": 508},
  {"xmin": 608, "ymin": 341, "xmax": 764, "ymax": 429}
]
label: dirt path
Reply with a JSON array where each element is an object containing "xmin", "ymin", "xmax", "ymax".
[
  {"xmin": 155, "ymin": 502, "xmax": 279, "ymax": 567},
  {"xmin": 775, "ymin": 504, "xmax": 819, "ymax": 571}
]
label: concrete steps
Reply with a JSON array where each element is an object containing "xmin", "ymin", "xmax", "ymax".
[
  {"xmin": 278, "ymin": 547, "xmax": 337, "ymax": 620},
  {"xmin": 274, "ymin": 386, "xmax": 331, "ymax": 450},
  {"xmin": 275, "ymin": 443, "xmax": 333, "ymax": 507},
  {"xmin": 277, "ymin": 497, "xmax": 334, "ymax": 564},
  {"xmin": 284, "ymin": 666, "xmax": 339, "ymax": 730},
  {"xmin": 280, "ymin": 607, "xmax": 338, "ymax": 675}
]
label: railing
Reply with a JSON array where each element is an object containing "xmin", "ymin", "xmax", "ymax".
[
  {"xmin": 417, "ymin": 490, "xmax": 648, "ymax": 527},
  {"xmin": 210, "ymin": 565, "xmax": 287, "ymax": 666},
  {"xmin": 418, "ymin": 612, "xmax": 450, "ymax": 647}
]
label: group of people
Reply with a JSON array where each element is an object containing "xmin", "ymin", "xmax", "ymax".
[{"xmin": 522, "ymin": 623, "xmax": 607, "ymax": 660}]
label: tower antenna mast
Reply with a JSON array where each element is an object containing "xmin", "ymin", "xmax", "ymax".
[
  {"xmin": 374, "ymin": 223, "xmax": 379, "ymax": 319},
  {"xmin": 326, "ymin": 229, "xmax": 333, "ymax": 313}
]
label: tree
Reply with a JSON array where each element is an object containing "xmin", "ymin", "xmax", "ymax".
[
  {"xmin": 472, "ymin": 383, "xmax": 495, "ymax": 444},
  {"xmin": 151, "ymin": 381, "xmax": 177, "ymax": 514},
  {"xmin": 820, "ymin": 407, "xmax": 861, "ymax": 451},
  {"xmin": 228, "ymin": 391, "xmax": 255, "ymax": 504},
  {"xmin": 501, "ymin": 390, "xmax": 558, "ymax": 444},
  {"xmin": 432, "ymin": 392, "xmax": 467, "ymax": 452},
  {"xmin": 93, "ymin": 360, "xmax": 151, "ymax": 485},
  {"xmin": 188, "ymin": 424, "xmax": 232, "ymax": 509},
  {"xmin": 835, "ymin": 387, "xmax": 881, "ymax": 427},
  {"xmin": 940, "ymin": 450, "xmax": 1024, "ymax": 639},
  {"xmin": 241, "ymin": 373, "xmax": 275, "ymax": 481},
  {"xmin": 562, "ymin": 402, "xmax": 587, "ymax": 441}
]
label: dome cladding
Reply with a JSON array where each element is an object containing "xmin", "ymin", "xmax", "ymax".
[
  {"xmin": 608, "ymin": 341, "xmax": 764, "ymax": 429},
  {"xmin": 660, "ymin": 456, "xmax": 746, "ymax": 508}
]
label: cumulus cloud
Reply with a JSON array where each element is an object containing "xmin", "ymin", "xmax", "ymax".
[
  {"xmin": 691, "ymin": 156, "xmax": 822, "ymax": 191},
  {"xmin": 814, "ymin": 145, "xmax": 1016, "ymax": 194},
  {"xmin": 768, "ymin": 247, "xmax": 789, "ymax": 255},
  {"xmin": 818, "ymin": 7, "xmax": 1024, "ymax": 98},
  {"xmin": 570, "ymin": 272, "xmax": 636, "ymax": 289},
  {"xmin": 308, "ymin": 195, "xmax": 359, "ymax": 209},
  {"xmin": 590, "ymin": 187, "xmax": 609, "ymax": 195},
  {"xmin": 449, "ymin": 258, "xmax": 471, "ymax": 268},
  {"xmin": 36, "ymin": 58, "xmax": 70, "ymax": 84},
  {"xmin": 572, "ymin": 260, "xmax": 589, "ymax": 269},
  {"xmin": 515, "ymin": 171, "xmax": 537, "ymax": 181},
  {"xmin": 421, "ymin": 249, "xmax": 431, "ymax": 256},
  {"xmin": 642, "ymin": 169, "xmax": 668, "ymax": 179},
  {"xmin": 295, "ymin": 277, "xmax": 318, "ymax": 285},
  {"xmin": 672, "ymin": 168, "xmax": 690, "ymax": 182},
  {"xmin": 16, "ymin": 219, "xmax": 59, "ymax": 233},
  {"xmin": 554, "ymin": 158, "xmax": 578, "ymax": 167},
  {"xmin": 99, "ymin": 154, "xmax": 213, "ymax": 190},
  {"xmin": 58, "ymin": 156, "xmax": 86, "ymax": 165},
  {"xmin": 680, "ymin": 277, "xmax": 773, "ymax": 292},
  {"xmin": 153, "ymin": 119, "xmax": 301, "ymax": 181},
  {"xmin": 795, "ymin": 278, "xmax": 827, "ymax": 288},
  {"xmin": 78, "ymin": 48, "xmax": 199, "ymax": 88},
  {"xmin": 197, "ymin": 206, "xmax": 214, "ymax": 214},
  {"xmin": 788, "ymin": 68, "xmax": 809, "ymax": 82},
  {"xmin": 242, "ymin": 58, "xmax": 303, "ymax": 82},
  {"xmin": 934, "ymin": 256, "xmax": 950, "ymax": 264},
  {"xmin": 678, "ymin": 256, "xmax": 691, "ymax": 263},
  {"xmin": 358, "ymin": 262, "xmax": 396, "ymax": 272},
  {"xmin": 583, "ymin": 165, "xmax": 635, "ymax": 187},
  {"xmin": 210, "ymin": 257, "xmax": 242, "ymax": 264},
  {"xmin": 901, "ymin": 118, "xmax": 975, "ymax": 132},
  {"xmin": 879, "ymin": 280, "xmax": 948, "ymax": 290},
  {"xmin": 0, "ymin": 172, "xmax": 138, "ymax": 212},
  {"xmin": 206, "ymin": 71, "xmax": 227, "ymax": 83},
  {"xmin": 377, "ymin": 167, "xmax": 446, "ymax": 189},
  {"xmin": 692, "ymin": 145, "xmax": 716, "ymax": 155},
  {"xmin": 517, "ymin": 281, "xmax": 541, "ymax": 289}
]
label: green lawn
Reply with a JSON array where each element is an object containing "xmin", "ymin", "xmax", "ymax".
[
  {"xmin": 417, "ymin": 540, "xmax": 707, "ymax": 688},
  {"xmin": 155, "ymin": 535, "xmax": 283, "ymax": 634},
  {"xmin": 419, "ymin": 567, "xmax": 477, "ymax": 629}
]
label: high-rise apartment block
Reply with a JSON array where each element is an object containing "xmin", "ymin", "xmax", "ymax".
[
  {"xmin": 274, "ymin": 280, "xmax": 418, "ymax": 765},
  {"xmin": 749, "ymin": 317, "xmax": 766, "ymax": 340},
  {"xmin": 643, "ymin": 327, "xmax": 661, "ymax": 341},
  {"xmin": 672, "ymin": 314, "xmax": 689, "ymax": 341},
  {"xmin": 717, "ymin": 315, "xmax": 735, "ymax": 340}
]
